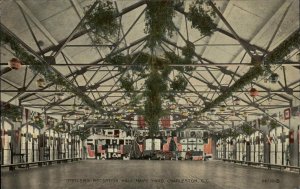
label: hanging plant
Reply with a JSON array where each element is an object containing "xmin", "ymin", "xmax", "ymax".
[
  {"xmin": 181, "ymin": 41, "xmax": 196, "ymax": 72},
  {"xmin": 0, "ymin": 103, "xmax": 22, "ymax": 121},
  {"xmin": 240, "ymin": 122, "xmax": 255, "ymax": 135},
  {"xmin": 187, "ymin": 0, "xmax": 217, "ymax": 36},
  {"xmin": 269, "ymin": 119, "xmax": 280, "ymax": 130},
  {"xmin": 182, "ymin": 41, "xmax": 195, "ymax": 60},
  {"xmin": 269, "ymin": 73, "xmax": 279, "ymax": 83},
  {"xmin": 171, "ymin": 74, "xmax": 188, "ymax": 92},
  {"xmin": 119, "ymin": 75, "xmax": 135, "ymax": 94},
  {"xmin": 33, "ymin": 118, "xmax": 44, "ymax": 129},
  {"xmin": 226, "ymin": 129, "xmax": 239, "ymax": 138},
  {"xmin": 84, "ymin": 0, "xmax": 120, "ymax": 43},
  {"xmin": 260, "ymin": 116, "xmax": 269, "ymax": 126},
  {"xmin": 144, "ymin": 0, "xmax": 175, "ymax": 49}
]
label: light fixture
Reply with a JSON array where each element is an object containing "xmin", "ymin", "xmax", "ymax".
[
  {"xmin": 8, "ymin": 58, "xmax": 22, "ymax": 70},
  {"xmin": 249, "ymin": 88, "xmax": 258, "ymax": 97},
  {"xmin": 36, "ymin": 78, "xmax": 46, "ymax": 88},
  {"xmin": 233, "ymin": 98, "xmax": 240, "ymax": 105}
]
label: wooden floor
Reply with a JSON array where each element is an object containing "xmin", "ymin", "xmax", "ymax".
[{"xmin": 1, "ymin": 160, "xmax": 300, "ymax": 189}]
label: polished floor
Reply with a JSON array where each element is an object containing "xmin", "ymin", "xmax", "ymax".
[{"xmin": 1, "ymin": 160, "xmax": 300, "ymax": 189}]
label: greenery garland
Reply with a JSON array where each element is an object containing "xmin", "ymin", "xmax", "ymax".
[
  {"xmin": 119, "ymin": 75, "xmax": 135, "ymax": 94},
  {"xmin": 200, "ymin": 30, "xmax": 299, "ymax": 113},
  {"xmin": 265, "ymin": 29, "xmax": 300, "ymax": 64},
  {"xmin": 0, "ymin": 30, "xmax": 103, "ymax": 113},
  {"xmin": 201, "ymin": 65, "xmax": 264, "ymax": 112},
  {"xmin": 240, "ymin": 122, "xmax": 255, "ymax": 135}
]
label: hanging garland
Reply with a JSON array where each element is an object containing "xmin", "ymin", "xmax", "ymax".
[
  {"xmin": 0, "ymin": 30, "xmax": 103, "ymax": 112},
  {"xmin": 201, "ymin": 65, "xmax": 264, "ymax": 112},
  {"xmin": 200, "ymin": 31, "xmax": 299, "ymax": 113},
  {"xmin": 265, "ymin": 29, "xmax": 300, "ymax": 64}
]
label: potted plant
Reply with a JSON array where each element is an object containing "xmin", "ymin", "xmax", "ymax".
[{"xmin": 8, "ymin": 58, "xmax": 22, "ymax": 70}]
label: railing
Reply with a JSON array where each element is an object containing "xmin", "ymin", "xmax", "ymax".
[
  {"xmin": 1, "ymin": 157, "xmax": 82, "ymax": 171},
  {"xmin": 222, "ymin": 158, "xmax": 300, "ymax": 174}
]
